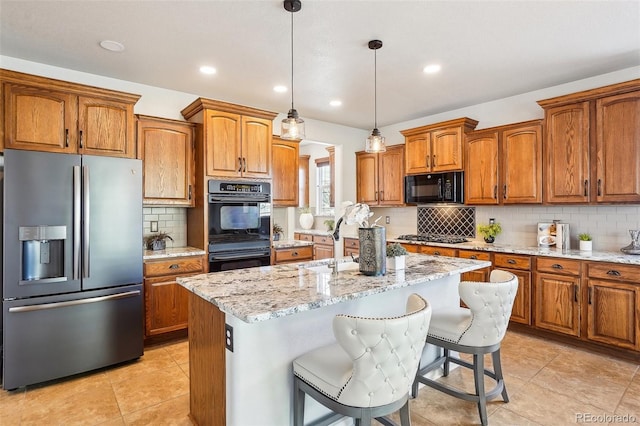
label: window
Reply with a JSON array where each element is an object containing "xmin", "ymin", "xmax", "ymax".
[{"xmin": 315, "ymin": 157, "xmax": 333, "ymax": 215}]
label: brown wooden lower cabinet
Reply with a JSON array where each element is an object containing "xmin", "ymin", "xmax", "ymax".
[
  {"xmin": 458, "ymin": 250, "xmax": 492, "ymax": 282},
  {"xmin": 585, "ymin": 263, "xmax": 640, "ymax": 351},
  {"xmin": 273, "ymin": 245, "xmax": 313, "ymax": 264},
  {"xmin": 143, "ymin": 255, "xmax": 205, "ymax": 339},
  {"xmin": 312, "ymin": 234, "xmax": 334, "ymax": 260},
  {"xmin": 343, "ymin": 237, "xmax": 360, "ymax": 257},
  {"xmin": 419, "ymin": 246, "xmax": 458, "ymax": 257},
  {"xmin": 494, "ymin": 253, "xmax": 532, "ymax": 325}
]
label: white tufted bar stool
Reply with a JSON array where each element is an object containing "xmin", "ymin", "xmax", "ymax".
[
  {"xmin": 411, "ymin": 270, "xmax": 518, "ymax": 426},
  {"xmin": 293, "ymin": 294, "xmax": 432, "ymax": 426}
]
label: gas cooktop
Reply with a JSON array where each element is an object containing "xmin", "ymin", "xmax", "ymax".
[{"xmin": 397, "ymin": 234, "xmax": 469, "ymax": 244}]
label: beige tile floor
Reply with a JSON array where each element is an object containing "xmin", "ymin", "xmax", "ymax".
[{"xmin": 1, "ymin": 330, "xmax": 638, "ymax": 425}]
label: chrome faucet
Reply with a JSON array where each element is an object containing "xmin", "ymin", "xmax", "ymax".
[{"xmin": 329, "ymin": 217, "xmax": 345, "ymax": 275}]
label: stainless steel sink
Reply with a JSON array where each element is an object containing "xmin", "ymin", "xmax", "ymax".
[{"xmin": 304, "ymin": 261, "xmax": 360, "ymax": 274}]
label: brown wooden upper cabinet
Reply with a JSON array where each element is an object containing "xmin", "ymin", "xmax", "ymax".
[
  {"xmin": 538, "ymin": 80, "xmax": 640, "ymax": 204},
  {"xmin": 465, "ymin": 120, "xmax": 542, "ymax": 205},
  {"xmin": 272, "ymin": 136, "xmax": 300, "ymax": 207},
  {"xmin": 1, "ymin": 69, "xmax": 139, "ymax": 158},
  {"xmin": 356, "ymin": 144, "xmax": 405, "ymax": 206},
  {"xmin": 137, "ymin": 115, "xmax": 195, "ymax": 206},
  {"xmin": 181, "ymin": 98, "xmax": 277, "ymax": 179},
  {"xmin": 401, "ymin": 118, "xmax": 478, "ymax": 174}
]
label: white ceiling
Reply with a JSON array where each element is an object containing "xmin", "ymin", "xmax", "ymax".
[{"xmin": 1, "ymin": 1, "xmax": 639, "ymax": 130}]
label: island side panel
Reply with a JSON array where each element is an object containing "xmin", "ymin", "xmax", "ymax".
[
  {"xmin": 224, "ymin": 274, "xmax": 459, "ymax": 425},
  {"xmin": 189, "ymin": 292, "xmax": 226, "ymax": 426}
]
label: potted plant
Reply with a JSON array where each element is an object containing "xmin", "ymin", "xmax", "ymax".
[
  {"xmin": 299, "ymin": 206, "xmax": 314, "ymax": 230},
  {"xmin": 578, "ymin": 233, "xmax": 592, "ymax": 251},
  {"xmin": 144, "ymin": 232, "xmax": 173, "ymax": 251},
  {"xmin": 386, "ymin": 243, "xmax": 408, "ymax": 271},
  {"xmin": 477, "ymin": 220, "xmax": 502, "ymax": 243},
  {"xmin": 323, "ymin": 219, "xmax": 335, "ymax": 232},
  {"xmin": 272, "ymin": 223, "xmax": 284, "ymax": 241}
]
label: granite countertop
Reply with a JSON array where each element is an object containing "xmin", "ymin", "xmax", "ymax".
[
  {"xmin": 387, "ymin": 239, "xmax": 640, "ymax": 266},
  {"xmin": 272, "ymin": 239, "xmax": 314, "ymax": 249},
  {"xmin": 143, "ymin": 246, "xmax": 206, "ymax": 260},
  {"xmin": 177, "ymin": 254, "xmax": 490, "ymax": 324},
  {"xmin": 293, "ymin": 228, "xmax": 332, "ymax": 236}
]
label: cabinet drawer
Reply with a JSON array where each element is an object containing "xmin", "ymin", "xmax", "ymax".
[
  {"xmin": 313, "ymin": 235, "xmax": 333, "ymax": 246},
  {"xmin": 344, "ymin": 238, "xmax": 360, "ymax": 250},
  {"xmin": 294, "ymin": 233, "xmax": 313, "ymax": 242},
  {"xmin": 493, "ymin": 253, "xmax": 531, "ymax": 270},
  {"xmin": 587, "ymin": 263, "xmax": 640, "ymax": 283},
  {"xmin": 537, "ymin": 257, "xmax": 581, "ymax": 276},
  {"xmin": 144, "ymin": 256, "xmax": 205, "ymax": 278},
  {"xmin": 275, "ymin": 246, "xmax": 313, "ymax": 263},
  {"xmin": 420, "ymin": 246, "xmax": 457, "ymax": 257},
  {"xmin": 458, "ymin": 250, "xmax": 491, "ymax": 261}
]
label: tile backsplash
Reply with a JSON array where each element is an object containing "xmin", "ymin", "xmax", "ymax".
[
  {"xmin": 143, "ymin": 207, "xmax": 187, "ymax": 248},
  {"xmin": 417, "ymin": 206, "xmax": 476, "ymax": 237}
]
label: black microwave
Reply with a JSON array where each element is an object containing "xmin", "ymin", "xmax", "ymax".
[{"xmin": 404, "ymin": 172, "xmax": 464, "ymax": 204}]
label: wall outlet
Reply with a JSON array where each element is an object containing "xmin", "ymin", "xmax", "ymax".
[
  {"xmin": 385, "ymin": 216, "xmax": 390, "ymax": 224},
  {"xmin": 150, "ymin": 221, "xmax": 159, "ymax": 232}
]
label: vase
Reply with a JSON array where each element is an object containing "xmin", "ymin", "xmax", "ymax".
[
  {"xmin": 148, "ymin": 240, "xmax": 166, "ymax": 251},
  {"xmin": 359, "ymin": 227, "xmax": 386, "ymax": 276},
  {"xmin": 386, "ymin": 255, "xmax": 405, "ymax": 271},
  {"xmin": 621, "ymin": 229, "xmax": 640, "ymax": 255},
  {"xmin": 299, "ymin": 213, "xmax": 314, "ymax": 230},
  {"xmin": 579, "ymin": 240, "xmax": 592, "ymax": 251},
  {"xmin": 484, "ymin": 236, "xmax": 495, "ymax": 244}
]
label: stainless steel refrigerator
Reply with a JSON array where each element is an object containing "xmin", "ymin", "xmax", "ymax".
[{"xmin": 1, "ymin": 149, "xmax": 144, "ymax": 390}]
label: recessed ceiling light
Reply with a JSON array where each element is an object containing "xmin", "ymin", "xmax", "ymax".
[
  {"xmin": 273, "ymin": 85, "xmax": 288, "ymax": 93},
  {"xmin": 423, "ymin": 64, "xmax": 441, "ymax": 74},
  {"xmin": 99, "ymin": 40, "xmax": 125, "ymax": 52},
  {"xmin": 329, "ymin": 100, "xmax": 342, "ymax": 107},
  {"xmin": 200, "ymin": 66, "xmax": 217, "ymax": 75}
]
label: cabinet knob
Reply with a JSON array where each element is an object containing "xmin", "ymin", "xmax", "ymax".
[{"xmin": 292, "ymin": 251, "xmax": 298, "ymax": 257}]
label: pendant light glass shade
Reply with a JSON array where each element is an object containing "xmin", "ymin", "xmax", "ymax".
[
  {"xmin": 281, "ymin": 0, "xmax": 305, "ymax": 140},
  {"xmin": 365, "ymin": 40, "xmax": 386, "ymax": 153}
]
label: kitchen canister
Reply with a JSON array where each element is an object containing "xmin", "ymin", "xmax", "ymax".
[{"xmin": 358, "ymin": 226, "xmax": 386, "ymax": 276}]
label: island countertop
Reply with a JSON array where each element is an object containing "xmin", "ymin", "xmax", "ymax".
[{"xmin": 177, "ymin": 253, "xmax": 490, "ymax": 324}]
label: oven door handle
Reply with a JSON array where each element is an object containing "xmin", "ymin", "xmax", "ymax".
[
  {"xmin": 208, "ymin": 195, "xmax": 270, "ymax": 203},
  {"xmin": 210, "ymin": 251, "xmax": 271, "ymax": 261}
]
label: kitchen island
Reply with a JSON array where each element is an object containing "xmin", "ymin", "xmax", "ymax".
[{"xmin": 177, "ymin": 253, "xmax": 490, "ymax": 426}]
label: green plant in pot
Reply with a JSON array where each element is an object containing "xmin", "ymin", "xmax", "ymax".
[
  {"xmin": 386, "ymin": 243, "xmax": 408, "ymax": 270},
  {"xmin": 144, "ymin": 232, "xmax": 173, "ymax": 251},
  {"xmin": 578, "ymin": 233, "xmax": 592, "ymax": 251},
  {"xmin": 477, "ymin": 220, "xmax": 502, "ymax": 243},
  {"xmin": 272, "ymin": 223, "xmax": 284, "ymax": 241},
  {"xmin": 323, "ymin": 219, "xmax": 335, "ymax": 232}
]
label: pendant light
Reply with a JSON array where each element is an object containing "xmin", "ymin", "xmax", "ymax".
[
  {"xmin": 281, "ymin": 0, "xmax": 305, "ymax": 140},
  {"xmin": 365, "ymin": 39, "xmax": 386, "ymax": 153}
]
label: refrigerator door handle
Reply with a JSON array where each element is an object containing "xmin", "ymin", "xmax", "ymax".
[
  {"xmin": 7, "ymin": 290, "xmax": 141, "ymax": 313},
  {"xmin": 73, "ymin": 166, "xmax": 81, "ymax": 280},
  {"xmin": 82, "ymin": 165, "xmax": 90, "ymax": 278}
]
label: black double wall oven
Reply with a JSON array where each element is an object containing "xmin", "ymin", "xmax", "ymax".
[{"xmin": 208, "ymin": 180, "xmax": 272, "ymax": 272}]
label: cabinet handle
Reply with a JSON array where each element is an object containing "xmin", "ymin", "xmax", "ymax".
[
  {"xmin": 237, "ymin": 158, "xmax": 242, "ymax": 172},
  {"xmin": 169, "ymin": 264, "xmax": 180, "ymax": 270},
  {"xmin": 507, "ymin": 259, "xmax": 516, "ymax": 264},
  {"xmin": 606, "ymin": 270, "xmax": 621, "ymax": 276},
  {"xmin": 433, "ymin": 251, "xmax": 441, "ymax": 255},
  {"xmin": 503, "ymin": 184, "xmax": 508, "ymax": 199},
  {"xmin": 375, "ymin": 191, "xmax": 378, "ymax": 201},
  {"xmin": 79, "ymin": 130, "xmax": 83, "ymax": 148},
  {"xmin": 65, "ymin": 129, "xmax": 69, "ymax": 147},
  {"xmin": 188, "ymin": 185, "xmax": 192, "ymax": 200},
  {"xmin": 493, "ymin": 185, "xmax": 497, "ymax": 199},
  {"xmin": 470, "ymin": 255, "xmax": 478, "ymax": 259},
  {"xmin": 584, "ymin": 180, "xmax": 588, "ymax": 196},
  {"xmin": 588, "ymin": 286, "xmax": 592, "ymax": 305},
  {"xmin": 380, "ymin": 190, "xmax": 384, "ymax": 201},
  {"xmin": 597, "ymin": 179, "xmax": 602, "ymax": 196},
  {"xmin": 574, "ymin": 284, "xmax": 578, "ymax": 302},
  {"xmin": 426, "ymin": 155, "xmax": 430, "ymax": 168},
  {"xmin": 432, "ymin": 155, "xmax": 436, "ymax": 167},
  {"xmin": 243, "ymin": 157, "xmax": 247, "ymax": 173},
  {"xmin": 551, "ymin": 263, "xmax": 563, "ymax": 269}
]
